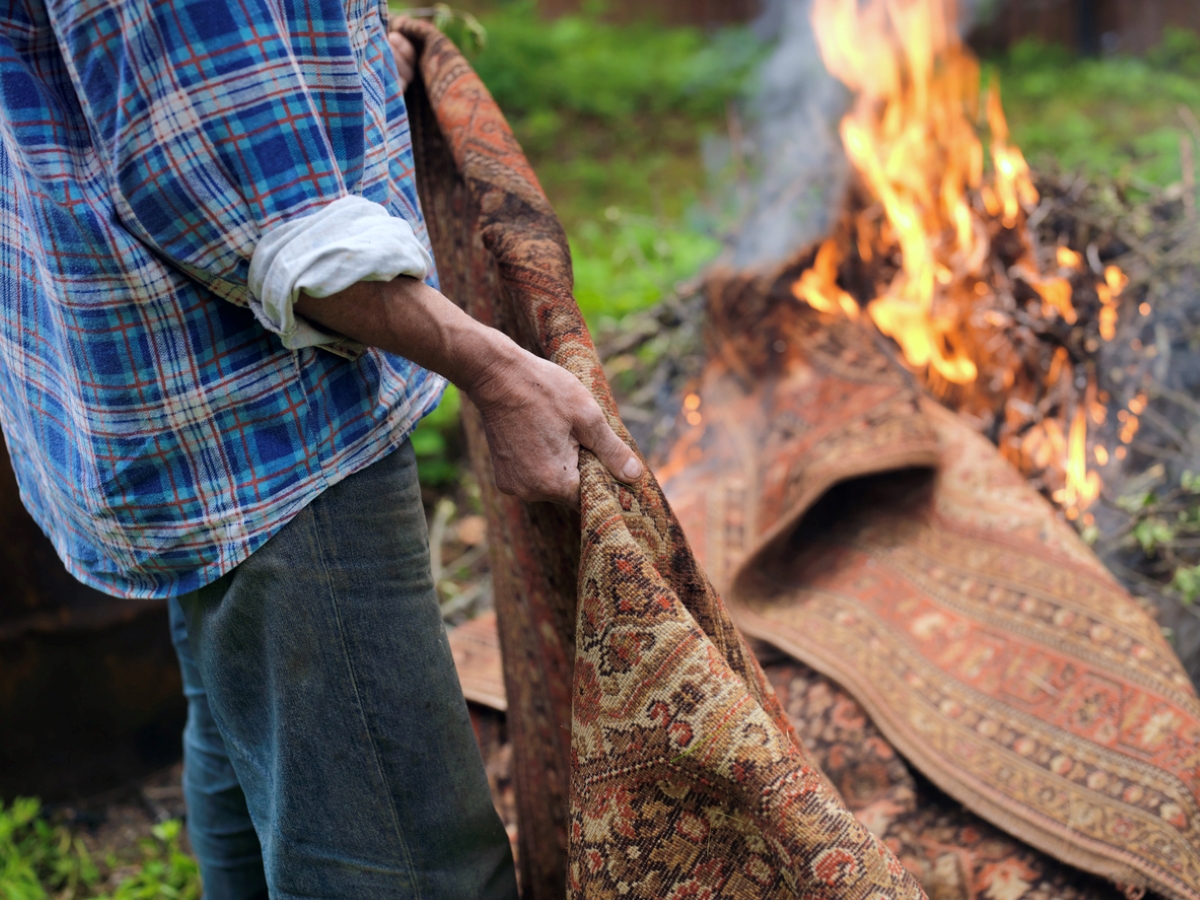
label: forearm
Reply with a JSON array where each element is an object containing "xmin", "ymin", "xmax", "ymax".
[
  {"xmin": 294, "ymin": 277, "xmax": 516, "ymax": 394},
  {"xmin": 294, "ymin": 275, "xmax": 642, "ymax": 506}
]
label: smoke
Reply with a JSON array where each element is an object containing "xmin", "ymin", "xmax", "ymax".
[
  {"xmin": 730, "ymin": 0, "xmax": 993, "ymax": 271},
  {"xmin": 731, "ymin": 0, "xmax": 850, "ymax": 269}
]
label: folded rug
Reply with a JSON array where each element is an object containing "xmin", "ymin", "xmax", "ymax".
[
  {"xmin": 661, "ymin": 266, "xmax": 1200, "ymax": 900},
  {"xmin": 402, "ymin": 19, "xmax": 923, "ymax": 900},
  {"xmin": 404, "ymin": 19, "xmax": 1200, "ymax": 900}
]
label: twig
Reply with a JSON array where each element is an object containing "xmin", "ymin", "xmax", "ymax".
[
  {"xmin": 1072, "ymin": 209, "xmax": 1160, "ymax": 264},
  {"xmin": 429, "ymin": 498, "xmax": 455, "ymax": 586},
  {"xmin": 1026, "ymin": 198, "xmax": 1053, "ymax": 232},
  {"xmin": 440, "ymin": 576, "xmax": 492, "ymax": 619},
  {"xmin": 1137, "ymin": 403, "xmax": 1192, "ymax": 452},
  {"xmin": 1148, "ymin": 383, "xmax": 1200, "ymax": 419},
  {"xmin": 1179, "ymin": 104, "xmax": 1200, "ymax": 145},
  {"xmin": 617, "ymin": 404, "xmax": 655, "ymax": 424},
  {"xmin": 599, "ymin": 321, "xmax": 662, "ymax": 358},
  {"xmin": 1103, "ymin": 558, "xmax": 1175, "ymax": 601},
  {"xmin": 1160, "ymin": 538, "xmax": 1200, "ymax": 550},
  {"xmin": 1129, "ymin": 440, "xmax": 1183, "ymax": 461},
  {"xmin": 1180, "ymin": 132, "xmax": 1196, "ymax": 223}
]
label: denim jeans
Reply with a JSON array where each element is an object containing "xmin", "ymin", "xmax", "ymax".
[{"xmin": 167, "ymin": 442, "xmax": 518, "ymax": 900}]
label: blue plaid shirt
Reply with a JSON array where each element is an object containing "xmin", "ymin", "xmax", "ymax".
[{"xmin": 0, "ymin": 0, "xmax": 444, "ymax": 598}]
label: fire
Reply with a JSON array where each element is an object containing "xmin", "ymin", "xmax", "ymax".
[
  {"xmin": 791, "ymin": 241, "xmax": 859, "ymax": 319},
  {"xmin": 808, "ymin": 0, "xmax": 986, "ymax": 384},
  {"xmin": 798, "ymin": 0, "xmax": 1129, "ymax": 518},
  {"xmin": 1056, "ymin": 246, "xmax": 1083, "ymax": 269},
  {"xmin": 1096, "ymin": 264, "xmax": 1129, "ymax": 341},
  {"xmin": 982, "ymin": 81, "xmax": 1038, "ymax": 228},
  {"xmin": 1052, "ymin": 406, "xmax": 1101, "ymax": 520}
]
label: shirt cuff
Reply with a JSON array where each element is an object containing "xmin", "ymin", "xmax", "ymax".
[{"xmin": 247, "ymin": 195, "xmax": 434, "ymax": 357}]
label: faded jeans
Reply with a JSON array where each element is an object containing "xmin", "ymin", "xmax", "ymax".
[{"xmin": 167, "ymin": 442, "xmax": 517, "ymax": 899}]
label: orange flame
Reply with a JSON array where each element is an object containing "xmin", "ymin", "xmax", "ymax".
[
  {"xmin": 795, "ymin": 0, "xmax": 1122, "ymax": 516},
  {"xmin": 808, "ymin": 0, "xmax": 995, "ymax": 384},
  {"xmin": 1053, "ymin": 406, "xmax": 1101, "ymax": 519},
  {"xmin": 1095, "ymin": 263, "xmax": 1128, "ymax": 341},
  {"xmin": 792, "ymin": 241, "xmax": 860, "ymax": 319},
  {"xmin": 984, "ymin": 80, "xmax": 1038, "ymax": 228},
  {"xmin": 1056, "ymin": 245, "xmax": 1083, "ymax": 270},
  {"xmin": 1034, "ymin": 278, "xmax": 1076, "ymax": 324}
]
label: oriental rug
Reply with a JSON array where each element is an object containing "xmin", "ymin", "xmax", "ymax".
[
  {"xmin": 659, "ymin": 270, "xmax": 1200, "ymax": 900},
  {"xmin": 460, "ymin": 647, "xmax": 1133, "ymax": 900},
  {"xmin": 401, "ymin": 18, "xmax": 1200, "ymax": 900},
  {"xmin": 402, "ymin": 19, "xmax": 921, "ymax": 900}
]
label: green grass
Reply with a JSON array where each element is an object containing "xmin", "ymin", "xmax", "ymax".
[
  {"xmin": 990, "ymin": 28, "xmax": 1200, "ymax": 192},
  {"xmin": 411, "ymin": 382, "xmax": 462, "ymax": 489},
  {"xmin": 464, "ymin": 1, "xmax": 759, "ymax": 326},
  {"xmin": 0, "ymin": 798, "xmax": 200, "ymax": 899}
]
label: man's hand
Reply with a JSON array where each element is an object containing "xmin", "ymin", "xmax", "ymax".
[
  {"xmin": 387, "ymin": 18, "xmax": 416, "ymax": 90},
  {"xmin": 467, "ymin": 345, "xmax": 644, "ymax": 505},
  {"xmin": 294, "ymin": 278, "xmax": 643, "ymax": 507}
]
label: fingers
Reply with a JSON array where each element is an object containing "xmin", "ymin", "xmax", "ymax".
[
  {"xmin": 387, "ymin": 13, "xmax": 410, "ymax": 37},
  {"xmin": 574, "ymin": 401, "xmax": 643, "ymax": 485},
  {"xmin": 468, "ymin": 345, "xmax": 641, "ymax": 508},
  {"xmin": 387, "ymin": 28, "xmax": 416, "ymax": 89}
]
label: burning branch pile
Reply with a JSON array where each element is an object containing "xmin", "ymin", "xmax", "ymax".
[
  {"xmin": 597, "ymin": 0, "xmax": 1199, "ymax": 681},
  {"xmin": 794, "ymin": 0, "xmax": 1133, "ymax": 525}
]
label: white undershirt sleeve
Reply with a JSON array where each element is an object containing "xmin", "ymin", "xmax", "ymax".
[{"xmin": 247, "ymin": 195, "xmax": 434, "ymax": 358}]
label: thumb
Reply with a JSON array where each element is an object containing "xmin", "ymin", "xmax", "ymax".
[{"xmin": 575, "ymin": 403, "xmax": 644, "ymax": 485}]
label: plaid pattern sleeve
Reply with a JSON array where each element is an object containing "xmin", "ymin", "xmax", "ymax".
[{"xmin": 0, "ymin": 0, "xmax": 445, "ymax": 598}]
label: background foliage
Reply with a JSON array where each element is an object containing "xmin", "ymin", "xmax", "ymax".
[
  {"xmin": 463, "ymin": 0, "xmax": 760, "ymax": 325},
  {"xmin": 1, "ymin": 798, "xmax": 199, "ymax": 899},
  {"xmin": 995, "ymin": 28, "xmax": 1200, "ymax": 191}
]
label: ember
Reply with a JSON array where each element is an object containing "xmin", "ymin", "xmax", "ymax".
[{"xmin": 795, "ymin": 0, "xmax": 1131, "ymax": 521}]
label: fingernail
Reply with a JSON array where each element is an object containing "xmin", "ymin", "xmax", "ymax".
[{"xmin": 622, "ymin": 458, "xmax": 643, "ymax": 481}]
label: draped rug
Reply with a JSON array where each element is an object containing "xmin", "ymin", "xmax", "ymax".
[
  {"xmin": 661, "ymin": 273, "xmax": 1200, "ymax": 900},
  {"xmin": 400, "ymin": 20, "xmax": 1200, "ymax": 900}
]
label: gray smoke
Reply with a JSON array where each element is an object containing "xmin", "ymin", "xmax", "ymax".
[
  {"xmin": 730, "ymin": 0, "xmax": 992, "ymax": 271},
  {"xmin": 732, "ymin": 0, "xmax": 850, "ymax": 269}
]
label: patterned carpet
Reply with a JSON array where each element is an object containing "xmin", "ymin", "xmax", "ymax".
[{"xmin": 405, "ymin": 19, "xmax": 1200, "ymax": 900}]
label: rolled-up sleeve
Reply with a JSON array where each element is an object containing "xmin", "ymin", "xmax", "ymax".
[
  {"xmin": 47, "ymin": 0, "xmax": 416, "ymax": 344},
  {"xmin": 248, "ymin": 195, "xmax": 432, "ymax": 356}
]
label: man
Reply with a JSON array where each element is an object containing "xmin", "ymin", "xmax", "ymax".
[{"xmin": 0, "ymin": 2, "xmax": 641, "ymax": 897}]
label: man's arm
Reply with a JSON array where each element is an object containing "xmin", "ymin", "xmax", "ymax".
[
  {"xmin": 316, "ymin": 22, "xmax": 638, "ymax": 506},
  {"xmin": 295, "ymin": 279, "xmax": 643, "ymax": 508}
]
